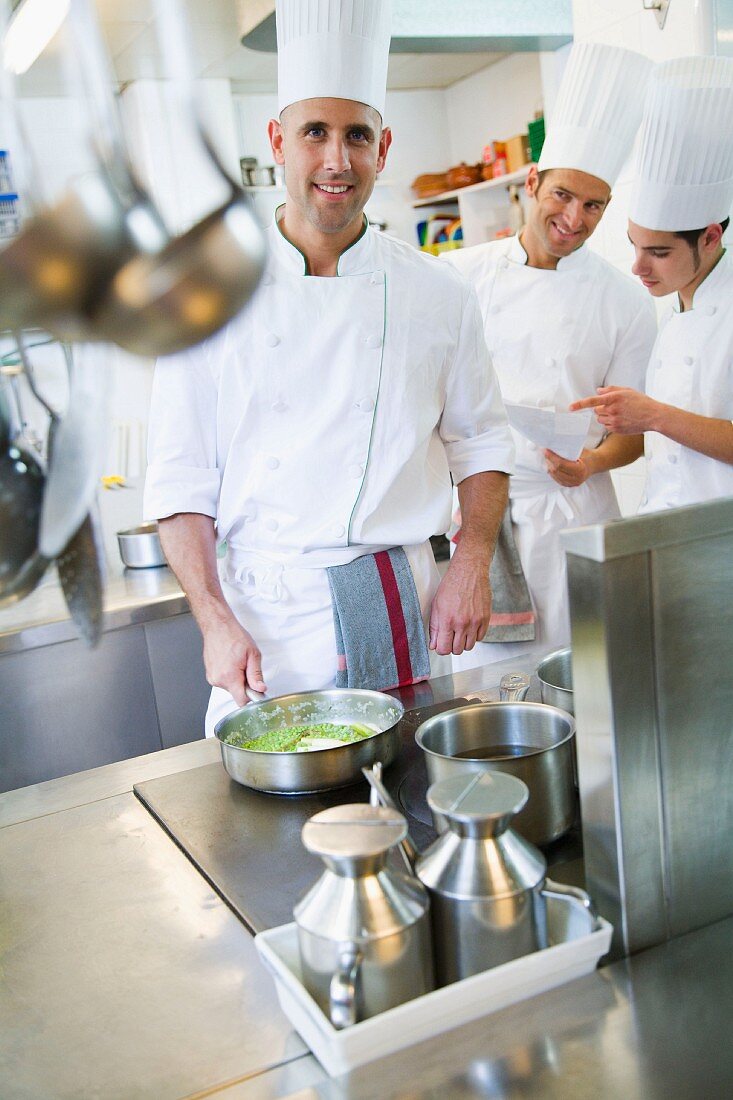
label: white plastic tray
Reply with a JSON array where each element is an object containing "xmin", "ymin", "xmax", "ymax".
[{"xmin": 255, "ymin": 895, "xmax": 612, "ymax": 1077}]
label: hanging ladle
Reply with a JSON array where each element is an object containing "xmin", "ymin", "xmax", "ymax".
[
  {"xmin": 0, "ymin": 0, "xmax": 168, "ymax": 340},
  {"xmin": 0, "ymin": 346, "xmax": 48, "ymax": 607},
  {"xmin": 14, "ymin": 333, "xmax": 105, "ymax": 645},
  {"xmin": 91, "ymin": 0, "xmax": 266, "ymax": 357}
]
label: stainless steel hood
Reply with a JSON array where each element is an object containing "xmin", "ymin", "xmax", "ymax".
[{"xmin": 240, "ymin": 0, "xmax": 573, "ymax": 54}]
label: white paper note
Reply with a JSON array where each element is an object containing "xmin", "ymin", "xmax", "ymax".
[{"xmin": 505, "ymin": 403, "xmax": 593, "ymax": 461}]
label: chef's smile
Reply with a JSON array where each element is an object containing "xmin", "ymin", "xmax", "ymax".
[
  {"xmin": 549, "ymin": 220, "xmax": 583, "ymax": 243},
  {"xmin": 313, "ymin": 181, "xmax": 354, "ymax": 198}
]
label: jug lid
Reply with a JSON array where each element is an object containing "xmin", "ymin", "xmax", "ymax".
[
  {"xmin": 302, "ymin": 803, "xmax": 407, "ymax": 860},
  {"xmin": 427, "ymin": 772, "xmax": 529, "ymax": 836}
]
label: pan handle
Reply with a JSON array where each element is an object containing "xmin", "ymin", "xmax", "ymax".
[
  {"xmin": 499, "ymin": 673, "xmax": 531, "ymax": 702},
  {"xmin": 361, "ymin": 766, "xmax": 419, "ymax": 874},
  {"xmin": 245, "ymin": 685, "xmax": 267, "ymax": 704}
]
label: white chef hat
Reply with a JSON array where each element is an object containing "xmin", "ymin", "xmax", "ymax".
[
  {"xmin": 629, "ymin": 56, "xmax": 733, "ymax": 232},
  {"xmin": 276, "ymin": 0, "xmax": 392, "ymax": 119},
  {"xmin": 538, "ymin": 42, "xmax": 652, "ymax": 187}
]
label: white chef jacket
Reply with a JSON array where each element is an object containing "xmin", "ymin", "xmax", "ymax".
[
  {"xmin": 640, "ymin": 250, "xmax": 733, "ymax": 513},
  {"xmin": 445, "ymin": 234, "xmax": 657, "ymax": 662},
  {"xmin": 144, "ymin": 216, "xmax": 514, "ymax": 723}
]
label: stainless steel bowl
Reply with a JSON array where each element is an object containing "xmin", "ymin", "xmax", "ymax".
[
  {"xmin": 415, "ymin": 702, "xmax": 576, "ymax": 846},
  {"xmin": 215, "ymin": 688, "xmax": 404, "ymax": 795},
  {"xmin": 537, "ymin": 648, "xmax": 573, "ymax": 715},
  {"xmin": 117, "ymin": 522, "xmax": 166, "ymax": 569}
]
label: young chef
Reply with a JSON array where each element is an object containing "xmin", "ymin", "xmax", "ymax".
[
  {"xmin": 444, "ymin": 43, "xmax": 657, "ymax": 666},
  {"xmin": 144, "ymin": 0, "xmax": 515, "ymax": 733},
  {"xmin": 571, "ymin": 56, "xmax": 733, "ymax": 513}
]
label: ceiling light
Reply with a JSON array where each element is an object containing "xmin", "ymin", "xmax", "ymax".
[{"xmin": 3, "ymin": 0, "xmax": 70, "ymax": 75}]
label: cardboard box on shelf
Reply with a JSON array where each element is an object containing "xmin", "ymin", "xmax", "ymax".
[
  {"xmin": 482, "ymin": 140, "xmax": 506, "ymax": 166},
  {"xmin": 505, "ymin": 134, "xmax": 530, "ymax": 173}
]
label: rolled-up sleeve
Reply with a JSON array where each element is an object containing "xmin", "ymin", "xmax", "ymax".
[
  {"xmin": 143, "ymin": 346, "xmax": 220, "ymax": 521},
  {"xmin": 440, "ymin": 282, "xmax": 515, "ymax": 483}
]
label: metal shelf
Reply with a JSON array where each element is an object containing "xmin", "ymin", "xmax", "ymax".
[{"xmin": 412, "ymin": 165, "xmax": 531, "ymax": 208}]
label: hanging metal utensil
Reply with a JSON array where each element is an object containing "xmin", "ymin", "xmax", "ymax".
[
  {"xmin": 91, "ymin": 0, "xmax": 266, "ymax": 357},
  {"xmin": 0, "ymin": 370, "xmax": 48, "ymax": 608},
  {"xmin": 0, "ymin": 0, "xmax": 168, "ymax": 340},
  {"xmin": 36, "ymin": 342, "xmax": 109, "ymax": 560},
  {"xmin": 15, "ymin": 334, "xmax": 105, "ymax": 645},
  {"xmin": 54, "ymin": 505, "xmax": 105, "ymax": 647}
]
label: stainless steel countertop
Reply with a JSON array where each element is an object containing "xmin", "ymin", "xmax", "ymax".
[
  {"xmin": 1, "ymin": 661, "xmax": 731, "ymax": 1099},
  {"xmin": 0, "ymin": 555, "xmax": 188, "ymax": 654}
]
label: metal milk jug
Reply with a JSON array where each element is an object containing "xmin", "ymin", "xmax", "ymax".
[
  {"xmin": 294, "ymin": 803, "xmax": 434, "ymax": 1028},
  {"xmin": 416, "ymin": 771, "xmax": 547, "ymax": 985}
]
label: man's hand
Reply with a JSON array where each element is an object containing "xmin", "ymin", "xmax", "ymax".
[
  {"xmin": 544, "ymin": 448, "xmax": 594, "ymax": 488},
  {"xmin": 202, "ymin": 617, "xmax": 266, "ymax": 706},
  {"xmin": 158, "ymin": 513, "xmax": 267, "ymax": 706},
  {"xmin": 570, "ymin": 387, "xmax": 659, "ymax": 434},
  {"xmin": 429, "ymin": 545, "xmax": 492, "ymax": 655}
]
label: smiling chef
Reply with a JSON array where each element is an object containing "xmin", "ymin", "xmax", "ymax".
[
  {"xmin": 572, "ymin": 56, "xmax": 733, "ymax": 513},
  {"xmin": 443, "ymin": 43, "xmax": 658, "ymax": 667},
  {"xmin": 143, "ymin": 0, "xmax": 514, "ymax": 734}
]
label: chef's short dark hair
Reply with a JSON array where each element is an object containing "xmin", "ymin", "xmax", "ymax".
[{"xmin": 674, "ymin": 217, "xmax": 729, "ymax": 249}]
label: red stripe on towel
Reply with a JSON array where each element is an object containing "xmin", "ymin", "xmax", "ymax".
[
  {"xmin": 489, "ymin": 611, "xmax": 535, "ymax": 626},
  {"xmin": 375, "ymin": 551, "xmax": 413, "ymax": 686}
]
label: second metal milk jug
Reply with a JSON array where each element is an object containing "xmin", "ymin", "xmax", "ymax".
[
  {"xmin": 416, "ymin": 771, "xmax": 548, "ymax": 985},
  {"xmin": 294, "ymin": 803, "xmax": 434, "ymax": 1028}
]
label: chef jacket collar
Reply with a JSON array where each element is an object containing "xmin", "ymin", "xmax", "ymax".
[
  {"xmin": 509, "ymin": 232, "xmax": 589, "ymax": 272},
  {"xmin": 270, "ymin": 205, "xmax": 375, "ymax": 276},
  {"xmin": 673, "ymin": 248, "xmax": 729, "ymax": 313}
]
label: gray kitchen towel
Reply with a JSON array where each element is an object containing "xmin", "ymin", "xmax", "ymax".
[
  {"xmin": 484, "ymin": 508, "xmax": 536, "ymax": 642},
  {"xmin": 326, "ymin": 548, "xmax": 431, "ymax": 691},
  {"xmin": 450, "ymin": 505, "xmax": 536, "ymax": 643}
]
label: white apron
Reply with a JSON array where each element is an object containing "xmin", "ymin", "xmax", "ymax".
[
  {"xmin": 206, "ymin": 540, "xmax": 441, "ymax": 735},
  {"xmin": 445, "ymin": 236, "xmax": 655, "ymax": 668},
  {"xmin": 146, "ymin": 218, "xmax": 513, "ymax": 732},
  {"xmin": 640, "ymin": 252, "xmax": 733, "ymax": 514}
]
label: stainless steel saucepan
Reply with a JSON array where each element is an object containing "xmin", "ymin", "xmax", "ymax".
[
  {"xmin": 415, "ymin": 699, "xmax": 576, "ymax": 847},
  {"xmin": 215, "ymin": 689, "xmax": 404, "ymax": 795},
  {"xmin": 536, "ymin": 647, "xmax": 574, "ymax": 714}
]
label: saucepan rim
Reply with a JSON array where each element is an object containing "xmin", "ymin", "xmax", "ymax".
[
  {"xmin": 415, "ymin": 700, "xmax": 576, "ymax": 762},
  {"xmin": 214, "ymin": 687, "xmax": 405, "ymax": 755},
  {"xmin": 536, "ymin": 647, "xmax": 573, "ymax": 692}
]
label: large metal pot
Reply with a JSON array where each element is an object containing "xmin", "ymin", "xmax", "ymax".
[
  {"xmin": 537, "ymin": 648, "xmax": 574, "ymax": 714},
  {"xmin": 214, "ymin": 689, "xmax": 404, "ymax": 795},
  {"xmin": 415, "ymin": 702, "xmax": 576, "ymax": 846}
]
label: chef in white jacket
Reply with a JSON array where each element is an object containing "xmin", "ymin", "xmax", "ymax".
[
  {"xmin": 572, "ymin": 56, "xmax": 733, "ymax": 513},
  {"xmin": 445, "ymin": 44, "xmax": 657, "ymax": 665},
  {"xmin": 144, "ymin": 0, "xmax": 514, "ymax": 733}
]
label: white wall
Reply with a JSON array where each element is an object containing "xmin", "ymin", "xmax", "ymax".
[{"xmin": 445, "ymin": 53, "xmax": 544, "ymax": 166}]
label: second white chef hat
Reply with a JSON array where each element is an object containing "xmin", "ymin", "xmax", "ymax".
[
  {"xmin": 628, "ymin": 56, "xmax": 733, "ymax": 232},
  {"xmin": 276, "ymin": 0, "xmax": 392, "ymax": 119},
  {"xmin": 538, "ymin": 42, "xmax": 652, "ymax": 187}
]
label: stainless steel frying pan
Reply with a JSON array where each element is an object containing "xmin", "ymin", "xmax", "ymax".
[{"xmin": 214, "ymin": 689, "xmax": 404, "ymax": 795}]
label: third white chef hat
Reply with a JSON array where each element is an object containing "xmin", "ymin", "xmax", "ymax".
[
  {"xmin": 629, "ymin": 56, "xmax": 733, "ymax": 231},
  {"xmin": 276, "ymin": 0, "xmax": 392, "ymax": 119},
  {"xmin": 538, "ymin": 42, "xmax": 652, "ymax": 187}
]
